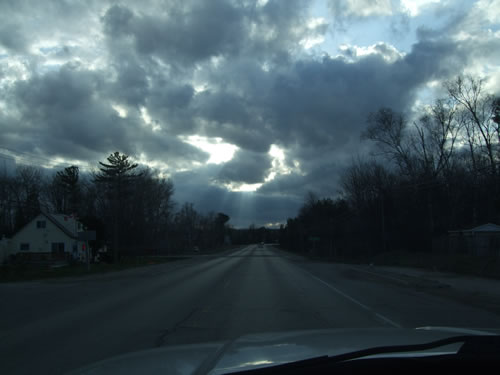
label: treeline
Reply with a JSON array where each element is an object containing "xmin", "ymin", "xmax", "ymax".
[
  {"xmin": 230, "ymin": 224, "xmax": 280, "ymax": 245},
  {"xmin": 280, "ymin": 75, "xmax": 500, "ymax": 257},
  {"xmin": 0, "ymin": 152, "xmax": 231, "ymax": 261}
]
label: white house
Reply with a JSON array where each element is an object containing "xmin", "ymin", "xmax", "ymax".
[
  {"xmin": 6, "ymin": 212, "xmax": 88, "ymax": 262},
  {"xmin": 448, "ymin": 223, "xmax": 500, "ymax": 256}
]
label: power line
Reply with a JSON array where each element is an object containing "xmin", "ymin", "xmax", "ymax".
[
  {"xmin": 0, "ymin": 146, "xmax": 71, "ymax": 166},
  {"xmin": 0, "ymin": 146, "xmax": 93, "ymax": 172},
  {"xmin": 0, "ymin": 153, "xmax": 14, "ymax": 161}
]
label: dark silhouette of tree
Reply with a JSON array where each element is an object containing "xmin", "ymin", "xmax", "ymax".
[
  {"xmin": 173, "ymin": 202, "xmax": 199, "ymax": 251},
  {"xmin": 49, "ymin": 165, "xmax": 81, "ymax": 214},
  {"xmin": 363, "ymin": 108, "xmax": 414, "ymax": 176},
  {"xmin": 215, "ymin": 212, "xmax": 230, "ymax": 244},
  {"xmin": 281, "ymin": 74, "xmax": 500, "ymax": 260},
  {"xmin": 125, "ymin": 167, "xmax": 174, "ymax": 252},
  {"xmin": 12, "ymin": 166, "xmax": 42, "ymax": 232},
  {"xmin": 94, "ymin": 152, "xmax": 139, "ymax": 262}
]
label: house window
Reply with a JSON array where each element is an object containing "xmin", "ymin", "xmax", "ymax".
[
  {"xmin": 51, "ymin": 242, "xmax": 65, "ymax": 255},
  {"xmin": 36, "ymin": 220, "xmax": 46, "ymax": 229},
  {"xmin": 20, "ymin": 243, "xmax": 30, "ymax": 251}
]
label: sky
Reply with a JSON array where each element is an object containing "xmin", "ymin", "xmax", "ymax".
[{"xmin": 1, "ymin": 0, "xmax": 499, "ymax": 228}]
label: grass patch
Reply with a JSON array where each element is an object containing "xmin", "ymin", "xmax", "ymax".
[
  {"xmin": 277, "ymin": 246, "xmax": 500, "ymax": 279},
  {"xmin": 367, "ymin": 251, "xmax": 500, "ymax": 278},
  {"xmin": 0, "ymin": 256, "xmax": 187, "ymax": 283}
]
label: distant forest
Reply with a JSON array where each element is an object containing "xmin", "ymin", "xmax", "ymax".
[{"xmin": 280, "ymin": 75, "xmax": 500, "ymax": 258}]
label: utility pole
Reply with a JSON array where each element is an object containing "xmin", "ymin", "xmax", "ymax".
[
  {"xmin": 86, "ymin": 239, "xmax": 90, "ymax": 271},
  {"xmin": 381, "ymin": 190, "xmax": 387, "ymax": 253},
  {"xmin": 329, "ymin": 217, "xmax": 334, "ymax": 259}
]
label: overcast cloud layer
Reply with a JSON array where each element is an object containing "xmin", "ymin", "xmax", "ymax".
[{"xmin": 1, "ymin": 0, "xmax": 499, "ymax": 227}]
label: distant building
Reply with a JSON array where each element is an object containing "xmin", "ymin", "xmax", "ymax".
[
  {"xmin": 5, "ymin": 213, "xmax": 88, "ymax": 262},
  {"xmin": 448, "ymin": 223, "xmax": 500, "ymax": 256}
]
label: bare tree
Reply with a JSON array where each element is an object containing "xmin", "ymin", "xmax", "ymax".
[
  {"xmin": 363, "ymin": 108, "xmax": 415, "ymax": 176},
  {"xmin": 445, "ymin": 75, "xmax": 498, "ymax": 172},
  {"xmin": 411, "ymin": 98, "xmax": 461, "ymax": 178},
  {"xmin": 492, "ymin": 97, "xmax": 500, "ymax": 159}
]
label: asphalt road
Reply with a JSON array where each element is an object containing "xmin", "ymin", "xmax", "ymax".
[{"xmin": 2, "ymin": 245, "xmax": 500, "ymax": 374}]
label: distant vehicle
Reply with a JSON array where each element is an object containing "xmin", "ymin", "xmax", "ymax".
[
  {"xmin": 258, "ymin": 242, "xmax": 264, "ymax": 248},
  {"xmin": 193, "ymin": 246, "xmax": 200, "ymax": 253},
  {"xmin": 67, "ymin": 327, "xmax": 500, "ymax": 374}
]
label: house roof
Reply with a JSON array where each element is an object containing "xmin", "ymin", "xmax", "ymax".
[
  {"xmin": 450, "ymin": 223, "xmax": 500, "ymax": 234},
  {"xmin": 41, "ymin": 212, "xmax": 80, "ymax": 239},
  {"xmin": 7, "ymin": 212, "xmax": 82, "ymax": 241},
  {"xmin": 467, "ymin": 223, "xmax": 500, "ymax": 232}
]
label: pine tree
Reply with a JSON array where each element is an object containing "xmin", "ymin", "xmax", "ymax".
[{"xmin": 94, "ymin": 152, "xmax": 138, "ymax": 262}]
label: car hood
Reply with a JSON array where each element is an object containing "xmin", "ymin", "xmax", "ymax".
[{"xmin": 67, "ymin": 327, "xmax": 499, "ymax": 375}]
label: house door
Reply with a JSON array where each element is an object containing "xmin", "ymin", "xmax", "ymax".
[{"xmin": 51, "ymin": 242, "xmax": 65, "ymax": 257}]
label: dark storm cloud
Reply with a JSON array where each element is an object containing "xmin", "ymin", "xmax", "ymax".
[
  {"xmin": 7, "ymin": 64, "xmax": 129, "ymax": 156},
  {"xmin": 110, "ymin": 59, "xmax": 150, "ymax": 107},
  {"xmin": 102, "ymin": 1, "xmax": 245, "ymax": 65},
  {"xmin": 147, "ymin": 81, "xmax": 196, "ymax": 133},
  {"xmin": 137, "ymin": 128, "xmax": 209, "ymax": 168},
  {"xmin": 102, "ymin": 0, "xmax": 322, "ymax": 67},
  {"xmin": 194, "ymin": 88, "xmax": 273, "ymax": 153},
  {"xmin": 217, "ymin": 149, "xmax": 272, "ymax": 184},
  {"xmin": 2, "ymin": 11, "xmax": 477, "ymax": 176},
  {"xmin": 0, "ymin": 0, "xmax": 101, "ymax": 53},
  {"xmin": 185, "ymin": 30, "xmax": 471, "ymax": 165},
  {"xmin": 192, "ymin": 35, "xmax": 471, "ymax": 198},
  {"xmin": 0, "ymin": 22, "xmax": 28, "ymax": 53},
  {"xmin": 1, "ymin": 62, "xmax": 207, "ymax": 167},
  {"xmin": 196, "ymin": 38, "xmax": 457, "ymax": 155}
]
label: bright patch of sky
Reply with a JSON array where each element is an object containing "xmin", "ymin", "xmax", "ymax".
[
  {"xmin": 401, "ymin": 0, "xmax": 441, "ymax": 16},
  {"xmin": 349, "ymin": 0, "xmax": 393, "ymax": 17},
  {"xmin": 112, "ymin": 104, "xmax": 128, "ymax": 118},
  {"xmin": 338, "ymin": 42, "xmax": 405, "ymax": 63},
  {"xmin": 266, "ymin": 144, "xmax": 293, "ymax": 182},
  {"xmin": 181, "ymin": 135, "xmax": 238, "ymax": 165},
  {"xmin": 300, "ymin": 17, "xmax": 328, "ymax": 49},
  {"xmin": 136, "ymin": 153, "xmax": 170, "ymax": 173},
  {"xmin": 309, "ymin": 0, "xmax": 474, "ymax": 57},
  {"xmin": 225, "ymin": 182, "xmax": 263, "ymax": 193},
  {"xmin": 140, "ymin": 107, "xmax": 161, "ymax": 132},
  {"xmin": 264, "ymin": 222, "xmax": 283, "ymax": 229}
]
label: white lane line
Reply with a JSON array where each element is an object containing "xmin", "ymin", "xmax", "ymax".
[
  {"xmin": 305, "ymin": 271, "xmax": 401, "ymax": 328},
  {"xmin": 374, "ymin": 313, "xmax": 401, "ymax": 328},
  {"xmin": 308, "ymin": 273, "xmax": 371, "ymax": 310}
]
